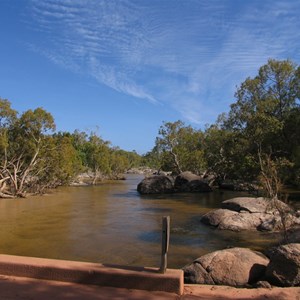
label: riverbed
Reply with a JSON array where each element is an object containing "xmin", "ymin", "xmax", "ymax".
[{"xmin": 0, "ymin": 174, "xmax": 288, "ymax": 268}]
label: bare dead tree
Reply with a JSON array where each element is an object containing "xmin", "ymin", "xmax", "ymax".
[{"xmin": 257, "ymin": 145, "xmax": 292, "ymax": 242}]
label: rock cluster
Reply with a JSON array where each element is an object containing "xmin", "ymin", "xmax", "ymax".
[
  {"xmin": 137, "ymin": 171, "xmax": 211, "ymax": 194},
  {"xmin": 201, "ymin": 197, "xmax": 300, "ymax": 232},
  {"xmin": 183, "ymin": 244, "xmax": 300, "ymax": 287}
]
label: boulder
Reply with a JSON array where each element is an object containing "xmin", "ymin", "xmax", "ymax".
[
  {"xmin": 201, "ymin": 209, "xmax": 238, "ymax": 227},
  {"xmin": 201, "ymin": 197, "xmax": 299, "ymax": 232},
  {"xmin": 183, "ymin": 247, "xmax": 269, "ymax": 286},
  {"xmin": 174, "ymin": 172, "xmax": 211, "ymax": 193},
  {"xmin": 137, "ymin": 175, "xmax": 174, "ymax": 194},
  {"xmin": 265, "ymin": 243, "xmax": 300, "ymax": 287}
]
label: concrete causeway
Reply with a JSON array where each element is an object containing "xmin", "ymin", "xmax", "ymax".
[
  {"xmin": 0, "ymin": 254, "xmax": 183, "ymax": 295},
  {"xmin": 1, "ymin": 254, "xmax": 299, "ymax": 299}
]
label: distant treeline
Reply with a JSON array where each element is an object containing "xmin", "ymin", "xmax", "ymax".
[
  {"xmin": 0, "ymin": 101, "xmax": 142, "ymax": 197},
  {"xmin": 1, "ymin": 59, "xmax": 299, "ymax": 198}
]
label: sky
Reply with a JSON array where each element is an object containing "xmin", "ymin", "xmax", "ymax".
[{"xmin": 0, "ymin": 0, "xmax": 299, "ymax": 154}]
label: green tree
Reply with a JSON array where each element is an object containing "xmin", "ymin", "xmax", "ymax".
[
  {"xmin": 0, "ymin": 99, "xmax": 17, "ymax": 196},
  {"xmin": 71, "ymin": 130, "xmax": 89, "ymax": 167},
  {"xmin": 0, "ymin": 102, "xmax": 56, "ymax": 197},
  {"xmin": 200, "ymin": 59, "xmax": 300, "ymax": 186},
  {"xmin": 154, "ymin": 120, "xmax": 206, "ymax": 174},
  {"xmin": 109, "ymin": 150, "xmax": 130, "ymax": 177},
  {"xmin": 41, "ymin": 133, "xmax": 83, "ymax": 188},
  {"xmin": 142, "ymin": 145, "xmax": 162, "ymax": 170},
  {"xmin": 227, "ymin": 59, "xmax": 299, "ymax": 152},
  {"xmin": 85, "ymin": 133, "xmax": 111, "ymax": 184}
]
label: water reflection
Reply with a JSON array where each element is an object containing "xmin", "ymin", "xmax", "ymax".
[{"xmin": 0, "ymin": 174, "xmax": 288, "ymax": 268}]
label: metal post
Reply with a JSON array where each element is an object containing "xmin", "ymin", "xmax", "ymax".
[{"xmin": 159, "ymin": 216, "xmax": 170, "ymax": 274}]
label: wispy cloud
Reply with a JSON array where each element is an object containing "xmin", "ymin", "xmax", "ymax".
[{"xmin": 27, "ymin": 0, "xmax": 300, "ymax": 125}]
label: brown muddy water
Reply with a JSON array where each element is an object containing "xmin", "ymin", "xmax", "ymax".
[{"xmin": 0, "ymin": 174, "xmax": 296, "ymax": 269}]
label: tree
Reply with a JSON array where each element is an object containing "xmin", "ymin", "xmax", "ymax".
[
  {"xmin": 0, "ymin": 99, "xmax": 17, "ymax": 197},
  {"xmin": 40, "ymin": 133, "xmax": 83, "ymax": 189},
  {"xmin": 227, "ymin": 59, "xmax": 299, "ymax": 151},
  {"xmin": 154, "ymin": 120, "xmax": 206, "ymax": 174},
  {"xmin": 71, "ymin": 130, "xmax": 89, "ymax": 168},
  {"xmin": 142, "ymin": 146, "xmax": 161, "ymax": 170},
  {"xmin": 109, "ymin": 150, "xmax": 129, "ymax": 177},
  {"xmin": 219, "ymin": 59, "xmax": 300, "ymax": 183},
  {"xmin": 0, "ymin": 102, "xmax": 56, "ymax": 197},
  {"xmin": 155, "ymin": 121, "xmax": 185, "ymax": 173},
  {"xmin": 85, "ymin": 133, "xmax": 111, "ymax": 184}
]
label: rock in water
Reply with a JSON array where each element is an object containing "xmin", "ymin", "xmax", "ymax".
[
  {"xmin": 137, "ymin": 175, "xmax": 174, "ymax": 194},
  {"xmin": 201, "ymin": 197, "xmax": 300, "ymax": 232}
]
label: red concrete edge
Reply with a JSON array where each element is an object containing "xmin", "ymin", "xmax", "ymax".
[{"xmin": 0, "ymin": 254, "xmax": 184, "ymax": 295}]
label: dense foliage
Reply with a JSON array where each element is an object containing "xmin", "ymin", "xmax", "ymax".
[
  {"xmin": 145, "ymin": 59, "xmax": 300, "ymax": 188},
  {"xmin": 1, "ymin": 59, "xmax": 299, "ymax": 198},
  {"xmin": 0, "ymin": 101, "xmax": 141, "ymax": 197}
]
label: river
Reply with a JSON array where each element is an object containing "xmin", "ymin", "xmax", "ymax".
[{"xmin": 0, "ymin": 174, "xmax": 290, "ymax": 269}]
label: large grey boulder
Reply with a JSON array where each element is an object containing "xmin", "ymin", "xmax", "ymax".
[
  {"xmin": 265, "ymin": 243, "xmax": 300, "ymax": 287},
  {"xmin": 174, "ymin": 171, "xmax": 211, "ymax": 193},
  {"xmin": 183, "ymin": 247, "xmax": 269, "ymax": 286},
  {"xmin": 137, "ymin": 175, "xmax": 174, "ymax": 194}
]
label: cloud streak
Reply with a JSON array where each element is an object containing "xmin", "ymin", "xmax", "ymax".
[{"xmin": 27, "ymin": 0, "xmax": 300, "ymax": 125}]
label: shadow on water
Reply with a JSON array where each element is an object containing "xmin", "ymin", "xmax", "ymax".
[
  {"xmin": 138, "ymin": 207, "xmax": 173, "ymax": 213},
  {"xmin": 138, "ymin": 230, "xmax": 161, "ymax": 244},
  {"xmin": 112, "ymin": 189, "xmax": 140, "ymax": 199}
]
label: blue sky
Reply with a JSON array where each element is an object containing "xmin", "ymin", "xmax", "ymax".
[{"xmin": 0, "ymin": 0, "xmax": 299, "ymax": 153}]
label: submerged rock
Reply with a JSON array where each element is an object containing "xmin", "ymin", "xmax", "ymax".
[{"xmin": 183, "ymin": 247, "xmax": 269, "ymax": 286}]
